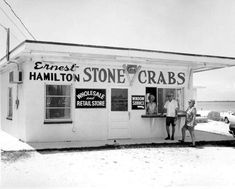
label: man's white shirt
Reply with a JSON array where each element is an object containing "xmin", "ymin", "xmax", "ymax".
[{"xmin": 164, "ymin": 100, "xmax": 178, "ymax": 117}]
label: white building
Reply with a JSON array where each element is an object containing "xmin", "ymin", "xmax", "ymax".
[{"xmin": 1, "ymin": 40, "xmax": 235, "ymax": 145}]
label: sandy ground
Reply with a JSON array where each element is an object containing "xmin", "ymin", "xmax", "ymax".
[
  {"xmin": 1, "ymin": 119, "xmax": 235, "ymax": 189},
  {"xmin": 1, "ymin": 145, "xmax": 235, "ymax": 189}
]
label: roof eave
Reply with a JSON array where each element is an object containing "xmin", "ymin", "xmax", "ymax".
[{"xmin": 1, "ymin": 40, "xmax": 235, "ymax": 71}]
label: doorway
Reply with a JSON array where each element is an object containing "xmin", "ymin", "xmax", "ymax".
[{"xmin": 108, "ymin": 88, "xmax": 130, "ymax": 139}]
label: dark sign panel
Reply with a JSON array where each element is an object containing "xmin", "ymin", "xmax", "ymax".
[
  {"xmin": 131, "ymin": 95, "xmax": 145, "ymax": 110},
  {"xmin": 76, "ymin": 89, "xmax": 106, "ymax": 108}
]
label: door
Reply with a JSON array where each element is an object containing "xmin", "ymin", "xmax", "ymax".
[{"xmin": 108, "ymin": 88, "xmax": 130, "ymax": 139}]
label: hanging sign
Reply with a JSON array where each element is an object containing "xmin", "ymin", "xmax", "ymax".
[
  {"xmin": 76, "ymin": 88, "xmax": 106, "ymax": 108},
  {"xmin": 131, "ymin": 95, "xmax": 145, "ymax": 110}
]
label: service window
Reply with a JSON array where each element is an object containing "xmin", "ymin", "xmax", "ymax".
[
  {"xmin": 145, "ymin": 87, "xmax": 184, "ymax": 114},
  {"xmin": 176, "ymin": 88, "xmax": 184, "ymax": 111},
  {"xmin": 158, "ymin": 88, "xmax": 184, "ymax": 113},
  {"xmin": 7, "ymin": 87, "xmax": 13, "ymax": 119},
  {"xmin": 45, "ymin": 84, "xmax": 71, "ymax": 121},
  {"xmin": 146, "ymin": 87, "xmax": 157, "ymax": 104},
  {"xmin": 111, "ymin": 88, "xmax": 128, "ymax": 111}
]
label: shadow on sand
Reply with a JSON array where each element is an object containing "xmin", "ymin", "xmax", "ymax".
[
  {"xmin": 34, "ymin": 140, "xmax": 235, "ymax": 155},
  {"xmin": 1, "ymin": 140, "xmax": 235, "ymax": 162}
]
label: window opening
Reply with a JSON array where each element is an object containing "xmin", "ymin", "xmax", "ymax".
[
  {"xmin": 111, "ymin": 88, "xmax": 128, "ymax": 111},
  {"xmin": 45, "ymin": 85, "xmax": 71, "ymax": 120}
]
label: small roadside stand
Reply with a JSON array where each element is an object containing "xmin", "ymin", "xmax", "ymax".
[{"xmin": 1, "ymin": 40, "xmax": 235, "ymax": 145}]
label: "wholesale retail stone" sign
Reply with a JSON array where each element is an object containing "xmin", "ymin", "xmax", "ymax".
[{"xmin": 75, "ymin": 88, "xmax": 106, "ymax": 108}]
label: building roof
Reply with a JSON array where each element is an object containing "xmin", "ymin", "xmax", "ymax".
[{"xmin": 1, "ymin": 40, "xmax": 235, "ymax": 72}]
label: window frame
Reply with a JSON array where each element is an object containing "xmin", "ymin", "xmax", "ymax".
[
  {"xmin": 157, "ymin": 87, "xmax": 184, "ymax": 113},
  {"xmin": 111, "ymin": 88, "xmax": 128, "ymax": 112},
  {"xmin": 145, "ymin": 87, "xmax": 184, "ymax": 114},
  {"xmin": 44, "ymin": 84, "xmax": 72, "ymax": 124}
]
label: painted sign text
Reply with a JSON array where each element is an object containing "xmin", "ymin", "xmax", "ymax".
[
  {"xmin": 76, "ymin": 89, "xmax": 106, "ymax": 108},
  {"xmin": 29, "ymin": 62, "xmax": 186, "ymax": 85}
]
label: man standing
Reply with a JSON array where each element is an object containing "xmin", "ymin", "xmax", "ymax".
[{"xmin": 164, "ymin": 93, "xmax": 178, "ymax": 140}]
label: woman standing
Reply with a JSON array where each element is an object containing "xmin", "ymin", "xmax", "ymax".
[{"xmin": 179, "ymin": 99, "xmax": 197, "ymax": 147}]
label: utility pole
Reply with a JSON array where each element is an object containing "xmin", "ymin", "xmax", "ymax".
[{"xmin": 6, "ymin": 28, "xmax": 10, "ymax": 61}]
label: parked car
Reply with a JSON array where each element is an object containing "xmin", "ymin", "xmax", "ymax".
[
  {"xmin": 220, "ymin": 111, "xmax": 235, "ymax": 137},
  {"xmin": 220, "ymin": 111, "xmax": 235, "ymax": 124},
  {"xmin": 229, "ymin": 124, "xmax": 235, "ymax": 138}
]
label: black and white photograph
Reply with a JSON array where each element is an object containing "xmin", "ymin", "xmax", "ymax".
[{"xmin": 1, "ymin": 0, "xmax": 235, "ymax": 188}]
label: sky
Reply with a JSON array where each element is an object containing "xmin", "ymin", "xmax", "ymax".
[{"xmin": 0, "ymin": 0, "xmax": 235, "ymax": 101}]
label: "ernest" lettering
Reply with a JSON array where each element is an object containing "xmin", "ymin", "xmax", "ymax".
[{"xmin": 34, "ymin": 61, "xmax": 78, "ymax": 72}]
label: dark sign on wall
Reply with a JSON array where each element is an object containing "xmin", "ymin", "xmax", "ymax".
[
  {"xmin": 131, "ymin": 95, "xmax": 145, "ymax": 110},
  {"xmin": 76, "ymin": 89, "xmax": 106, "ymax": 108}
]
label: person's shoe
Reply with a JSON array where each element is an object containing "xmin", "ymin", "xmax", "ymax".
[
  {"xmin": 171, "ymin": 136, "xmax": 174, "ymax": 140},
  {"xmin": 178, "ymin": 140, "xmax": 185, "ymax": 143},
  {"xmin": 165, "ymin": 136, "xmax": 170, "ymax": 140}
]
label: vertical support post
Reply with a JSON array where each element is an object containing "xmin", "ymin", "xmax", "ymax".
[
  {"xmin": 6, "ymin": 28, "xmax": 10, "ymax": 61},
  {"xmin": 188, "ymin": 68, "xmax": 193, "ymax": 89}
]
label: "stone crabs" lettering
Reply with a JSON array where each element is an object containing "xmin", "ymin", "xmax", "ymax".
[
  {"xmin": 138, "ymin": 70, "xmax": 185, "ymax": 85},
  {"xmin": 29, "ymin": 62, "xmax": 186, "ymax": 85}
]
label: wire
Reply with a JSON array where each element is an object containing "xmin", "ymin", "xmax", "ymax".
[
  {"xmin": 0, "ymin": 6, "xmax": 28, "ymax": 38},
  {"xmin": 3, "ymin": 0, "xmax": 36, "ymax": 40},
  {"xmin": 10, "ymin": 29, "xmax": 21, "ymax": 42},
  {"xmin": 0, "ymin": 23, "xmax": 8, "ymax": 30},
  {"xmin": 1, "ymin": 22, "xmax": 24, "ymax": 43}
]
